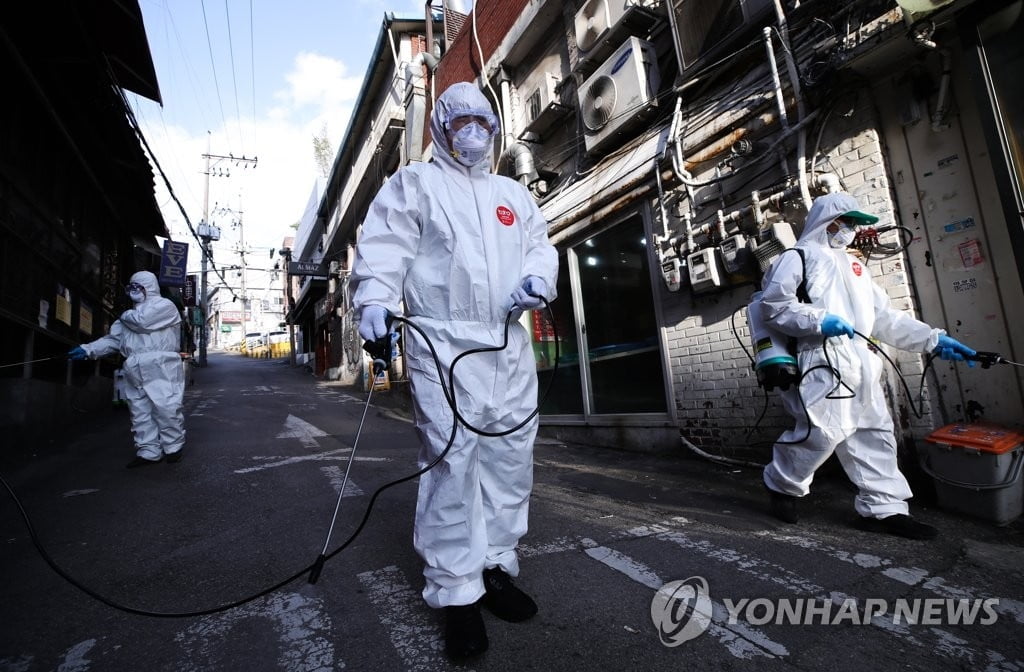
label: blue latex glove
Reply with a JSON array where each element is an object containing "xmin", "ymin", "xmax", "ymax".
[
  {"xmin": 358, "ymin": 305, "xmax": 390, "ymax": 341},
  {"xmin": 511, "ymin": 276, "xmax": 547, "ymax": 310},
  {"xmin": 820, "ymin": 314, "xmax": 855, "ymax": 339},
  {"xmin": 934, "ymin": 334, "xmax": 976, "ymax": 365},
  {"xmin": 68, "ymin": 346, "xmax": 89, "ymax": 361}
]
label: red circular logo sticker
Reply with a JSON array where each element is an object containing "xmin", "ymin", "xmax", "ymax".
[
  {"xmin": 851, "ymin": 261, "xmax": 863, "ymax": 277},
  {"xmin": 496, "ymin": 206, "xmax": 515, "ymax": 226}
]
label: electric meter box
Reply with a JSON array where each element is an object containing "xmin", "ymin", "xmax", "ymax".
[
  {"xmin": 920, "ymin": 422, "xmax": 1024, "ymax": 525},
  {"xmin": 687, "ymin": 248, "xmax": 722, "ymax": 293}
]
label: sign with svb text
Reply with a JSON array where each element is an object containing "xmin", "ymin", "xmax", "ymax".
[{"xmin": 159, "ymin": 240, "xmax": 189, "ymax": 287}]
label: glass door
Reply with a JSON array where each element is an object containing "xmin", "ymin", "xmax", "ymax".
[
  {"xmin": 574, "ymin": 215, "xmax": 667, "ymax": 415},
  {"xmin": 536, "ymin": 250, "xmax": 584, "ymax": 415}
]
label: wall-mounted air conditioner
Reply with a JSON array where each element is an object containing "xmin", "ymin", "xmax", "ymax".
[
  {"xmin": 667, "ymin": 0, "xmax": 774, "ymax": 76},
  {"xmin": 577, "ymin": 36, "xmax": 661, "ymax": 155},
  {"xmin": 519, "ymin": 72, "xmax": 570, "ymax": 141},
  {"xmin": 574, "ymin": 0, "xmax": 661, "ymax": 67}
]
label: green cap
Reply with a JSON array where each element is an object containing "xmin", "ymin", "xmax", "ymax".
[{"xmin": 840, "ymin": 209, "xmax": 879, "ymax": 225}]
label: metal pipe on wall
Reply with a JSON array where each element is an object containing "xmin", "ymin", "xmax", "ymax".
[{"xmin": 773, "ymin": 0, "xmax": 813, "ymax": 210}]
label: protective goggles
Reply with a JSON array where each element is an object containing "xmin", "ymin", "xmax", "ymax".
[
  {"xmin": 446, "ymin": 111, "xmax": 499, "ymax": 136},
  {"xmin": 125, "ymin": 282, "xmax": 147, "ymax": 296}
]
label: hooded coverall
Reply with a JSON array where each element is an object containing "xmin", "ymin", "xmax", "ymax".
[
  {"xmin": 82, "ymin": 271, "xmax": 186, "ymax": 461},
  {"xmin": 350, "ymin": 82, "xmax": 559, "ymax": 608},
  {"xmin": 759, "ymin": 193, "xmax": 943, "ymax": 518}
]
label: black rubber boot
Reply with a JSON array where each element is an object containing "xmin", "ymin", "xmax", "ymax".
[
  {"xmin": 444, "ymin": 603, "xmax": 488, "ymax": 660},
  {"xmin": 126, "ymin": 456, "xmax": 162, "ymax": 469},
  {"xmin": 854, "ymin": 514, "xmax": 938, "ymax": 540},
  {"xmin": 481, "ymin": 567, "xmax": 538, "ymax": 622},
  {"xmin": 765, "ymin": 485, "xmax": 800, "ymax": 524}
]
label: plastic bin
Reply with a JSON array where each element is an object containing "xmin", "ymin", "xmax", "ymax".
[{"xmin": 921, "ymin": 423, "xmax": 1024, "ymax": 525}]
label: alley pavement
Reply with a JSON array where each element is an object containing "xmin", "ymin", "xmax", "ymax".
[{"xmin": 2, "ymin": 350, "xmax": 1023, "ymax": 671}]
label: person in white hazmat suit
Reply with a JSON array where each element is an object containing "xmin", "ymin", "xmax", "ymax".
[
  {"xmin": 68, "ymin": 270, "xmax": 186, "ymax": 468},
  {"xmin": 758, "ymin": 192, "xmax": 976, "ymax": 539},
  {"xmin": 350, "ymin": 82, "xmax": 558, "ymax": 659}
]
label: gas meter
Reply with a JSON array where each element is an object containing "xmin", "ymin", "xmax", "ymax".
[{"xmin": 661, "ymin": 256, "xmax": 683, "ymax": 292}]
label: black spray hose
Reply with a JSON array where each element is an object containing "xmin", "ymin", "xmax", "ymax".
[
  {"xmin": 0, "ymin": 300, "xmax": 559, "ymax": 618},
  {"xmin": 309, "ymin": 302, "xmax": 559, "ymax": 582}
]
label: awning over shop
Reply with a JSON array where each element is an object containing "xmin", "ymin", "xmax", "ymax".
[{"xmin": 541, "ymin": 123, "xmax": 671, "ymax": 244}]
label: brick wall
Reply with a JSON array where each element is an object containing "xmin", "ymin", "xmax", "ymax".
[{"xmin": 421, "ymin": 0, "xmax": 530, "ymax": 152}]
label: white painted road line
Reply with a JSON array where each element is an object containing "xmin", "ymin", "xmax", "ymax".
[
  {"xmin": 56, "ymin": 639, "xmax": 96, "ymax": 672},
  {"xmin": 234, "ymin": 448, "xmax": 388, "ymax": 474},
  {"xmin": 582, "ymin": 541, "xmax": 789, "ymax": 660},
  {"xmin": 658, "ymin": 523, "xmax": 1019, "ymax": 666},
  {"xmin": 276, "ymin": 414, "xmax": 329, "ymax": 449},
  {"xmin": 357, "ymin": 565, "xmax": 452, "ymax": 672},
  {"xmin": 758, "ymin": 530, "xmax": 1024, "ymax": 625},
  {"xmin": 320, "ymin": 465, "xmax": 365, "ymax": 496},
  {"xmin": 173, "ymin": 592, "xmax": 340, "ymax": 672},
  {"xmin": 62, "ymin": 489, "xmax": 99, "ymax": 498}
]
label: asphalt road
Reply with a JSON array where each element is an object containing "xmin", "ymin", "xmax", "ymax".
[{"xmin": 2, "ymin": 351, "xmax": 1023, "ymax": 671}]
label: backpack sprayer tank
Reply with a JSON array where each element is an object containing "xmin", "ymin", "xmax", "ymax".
[{"xmin": 746, "ymin": 291, "xmax": 800, "ymax": 391}]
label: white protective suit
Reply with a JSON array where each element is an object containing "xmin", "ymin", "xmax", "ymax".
[
  {"xmin": 760, "ymin": 193, "xmax": 943, "ymax": 517},
  {"xmin": 82, "ymin": 271, "xmax": 186, "ymax": 461},
  {"xmin": 350, "ymin": 82, "xmax": 558, "ymax": 608}
]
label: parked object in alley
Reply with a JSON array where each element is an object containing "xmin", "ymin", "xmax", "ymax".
[
  {"xmin": 755, "ymin": 193, "xmax": 976, "ymax": 540},
  {"xmin": 68, "ymin": 271, "xmax": 186, "ymax": 467},
  {"xmin": 922, "ymin": 422, "xmax": 1024, "ymax": 525},
  {"xmin": 350, "ymin": 82, "xmax": 558, "ymax": 660}
]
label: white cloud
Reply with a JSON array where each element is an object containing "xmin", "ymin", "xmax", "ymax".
[
  {"xmin": 274, "ymin": 52, "xmax": 363, "ymax": 113},
  {"xmin": 138, "ymin": 51, "xmax": 360, "ymax": 275}
]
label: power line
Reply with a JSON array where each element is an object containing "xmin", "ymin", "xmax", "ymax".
[
  {"xmin": 156, "ymin": 2, "xmax": 216, "ymax": 137},
  {"xmin": 117, "ymin": 86, "xmax": 240, "ymax": 302},
  {"xmin": 249, "ymin": 0, "xmax": 257, "ymax": 150},
  {"xmin": 223, "ymin": 0, "xmax": 244, "ymax": 153},
  {"xmin": 200, "ymin": 0, "xmax": 231, "ymax": 149}
]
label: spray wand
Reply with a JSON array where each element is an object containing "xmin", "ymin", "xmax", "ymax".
[
  {"xmin": 308, "ymin": 324, "xmax": 395, "ymax": 584},
  {"xmin": 966, "ymin": 351, "xmax": 1023, "ymax": 369},
  {"xmin": 0, "ymin": 356, "xmax": 64, "ymax": 369}
]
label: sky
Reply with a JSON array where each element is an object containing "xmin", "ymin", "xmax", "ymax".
[{"xmin": 130, "ymin": 0, "xmax": 427, "ymax": 293}]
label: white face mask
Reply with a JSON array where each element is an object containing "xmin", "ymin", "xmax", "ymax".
[
  {"xmin": 828, "ymin": 223, "xmax": 856, "ymax": 249},
  {"xmin": 129, "ymin": 290, "xmax": 146, "ymax": 303},
  {"xmin": 450, "ymin": 122, "xmax": 491, "ymax": 167}
]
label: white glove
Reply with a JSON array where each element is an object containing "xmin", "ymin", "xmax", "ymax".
[
  {"xmin": 511, "ymin": 276, "xmax": 547, "ymax": 310},
  {"xmin": 358, "ymin": 305, "xmax": 390, "ymax": 341}
]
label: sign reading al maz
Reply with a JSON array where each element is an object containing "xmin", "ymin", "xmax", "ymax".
[{"xmin": 288, "ymin": 260, "xmax": 327, "ymax": 276}]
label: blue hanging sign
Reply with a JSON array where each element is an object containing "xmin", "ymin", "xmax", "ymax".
[{"xmin": 159, "ymin": 240, "xmax": 189, "ymax": 287}]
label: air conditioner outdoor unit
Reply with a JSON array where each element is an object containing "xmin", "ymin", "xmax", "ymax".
[
  {"xmin": 667, "ymin": 0, "xmax": 774, "ymax": 75},
  {"xmin": 574, "ymin": 0, "xmax": 661, "ymax": 63},
  {"xmin": 519, "ymin": 72, "xmax": 569, "ymax": 140},
  {"xmin": 577, "ymin": 36, "xmax": 660, "ymax": 155}
]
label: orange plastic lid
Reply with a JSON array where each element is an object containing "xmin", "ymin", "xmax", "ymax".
[{"xmin": 926, "ymin": 422, "xmax": 1024, "ymax": 455}]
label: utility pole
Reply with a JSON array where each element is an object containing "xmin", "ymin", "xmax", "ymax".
[
  {"xmin": 198, "ymin": 136, "xmax": 211, "ymax": 368},
  {"xmin": 280, "ymin": 247, "xmax": 297, "ymax": 366},
  {"xmin": 197, "ymin": 146, "xmax": 257, "ymax": 365},
  {"xmin": 237, "ymin": 206, "xmax": 247, "ymax": 336}
]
